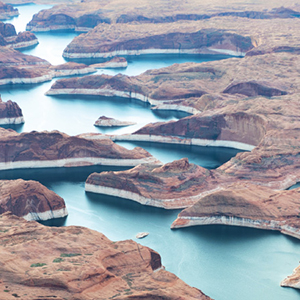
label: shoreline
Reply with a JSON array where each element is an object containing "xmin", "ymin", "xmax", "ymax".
[
  {"xmin": 22, "ymin": 207, "xmax": 68, "ymax": 221},
  {"xmin": 83, "ymin": 133, "xmax": 256, "ymax": 151},
  {"xmin": 0, "ymin": 74, "xmax": 52, "ymax": 85},
  {"xmin": 85, "ymin": 183, "xmax": 223, "ymax": 209},
  {"xmin": 0, "ymin": 156, "xmax": 161, "ymax": 171},
  {"xmin": 170, "ymin": 215, "xmax": 300, "ymax": 239},
  {"xmin": 62, "ymin": 47, "xmax": 245, "ymax": 59},
  {"xmin": 0, "ymin": 116, "xmax": 24, "ymax": 125}
]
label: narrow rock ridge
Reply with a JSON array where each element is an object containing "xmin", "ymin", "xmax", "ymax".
[
  {"xmin": 0, "ymin": 179, "xmax": 67, "ymax": 221},
  {"xmin": 0, "ymin": 212, "xmax": 212, "ymax": 299},
  {"xmin": 0, "ymin": 128, "xmax": 161, "ymax": 170}
]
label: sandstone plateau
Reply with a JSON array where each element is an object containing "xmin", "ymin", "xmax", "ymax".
[
  {"xmin": 0, "ymin": 96, "xmax": 24, "ymax": 124},
  {"xmin": 0, "ymin": 127, "xmax": 160, "ymax": 170},
  {"xmin": 0, "ymin": 179, "xmax": 67, "ymax": 221},
  {"xmin": 25, "ymin": 0, "xmax": 300, "ymax": 32},
  {"xmin": 0, "ymin": 212, "xmax": 211, "ymax": 300}
]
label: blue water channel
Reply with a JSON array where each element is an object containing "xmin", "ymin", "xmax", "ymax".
[{"xmin": 1, "ymin": 5, "xmax": 300, "ymax": 300}]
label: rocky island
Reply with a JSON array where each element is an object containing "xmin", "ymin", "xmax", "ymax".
[
  {"xmin": 0, "ymin": 96, "xmax": 24, "ymax": 124},
  {"xmin": 0, "ymin": 212, "xmax": 211, "ymax": 300},
  {"xmin": 94, "ymin": 116, "xmax": 136, "ymax": 127},
  {"xmin": 0, "ymin": 179, "xmax": 67, "ymax": 221},
  {"xmin": 0, "ymin": 128, "xmax": 160, "ymax": 170}
]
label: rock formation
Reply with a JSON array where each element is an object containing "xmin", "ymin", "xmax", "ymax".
[
  {"xmin": 281, "ymin": 265, "xmax": 300, "ymax": 289},
  {"xmin": 25, "ymin": 0, "xmax": 300, "ymax": 32},
  {"xmin": 46, "ymin": 52, "xmax": 297, "ymax": 110},
  {"xmin": 0, "ymin": 96, "xmax": 24, "ymax": 124},
  {"xmin": 0, "ymin": 128, "xmax": 160, "ymax": 170},
  {"xmin": 0, "ymin": 179, "xmax": 67, "ymax": 221},
  {"xmin": 0, "ymin": 1, "xmax": 18, "ymax": 20},
  {"xmin": 50, "ymin": 62, "xmax": 96, "ymax": 77},
  {"xmin": 0, "ymin": 212, "xmax": 211, "ymax": 299},
  {"xmin": 94, "ymin": 116, "xmax": 136, "ymax": 127},
  {"xmin": 91, "ymin": 57, "xmax": 128, "ymax": 69},
  {"xmin": 0, "ymin": 21, "xmax": 38, "ymax": 49},
  {"xmin": 170, "ymin": 183, "xmax": 300, "ymax": 238}
]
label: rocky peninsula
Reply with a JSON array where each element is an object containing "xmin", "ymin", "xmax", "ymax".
[
  {"xmin": 170, "ymin": 183, "xmax": 300, "ymax": 239},
  {"xmin": 0, "ymin": 179, "xmax": 67, "ymax": 221},
  {"xmin": 0, "ymin": 212, "xmax": 211, "ymax": 300},
  {"xmin": 0, "ymin": 128, "xmax": 160, "ymax": 170},
  {"xmin": 281, "ymin": 265, "xmax": 300, "ymax": 290},
  {"xmin": 91, "ymin": 57, "xmax": 128, "ymax": 69},
  {"xmin": 0, "ymin": 96, "xmax": 24, "ymax": 124}
]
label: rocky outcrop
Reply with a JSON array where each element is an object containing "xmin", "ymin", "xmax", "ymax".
[
  {"xmin": 91, "ymin": 57, "xmax": 128, "ymax": 69},
  {"xmin": 0, "ymin": 179, "xmax": 67, "ymax": 221},
  {"xmin": 0, "ymin": 128, "xmax": 160, "ymax": 170},
  {"xmin": 0, "ymin": 97, "xmax": 24, "ymax": 124},
  {"xmin": 0, "ymin": 21, "xmax": 38, "ymax": 49},
  {"xmin": 50, "ymin": 62, "xmax": 96, "ymax": 77},
  {"xmin": 170, "ymin": 183, "xmax": 300, "ymax": 238},
  {"xmin": 281, "ymin": 265, "xmax": 300, "ymax": 289},
  {"xmin": 94, "ymin": 116, "xmax": 136, "ymax": 127},
  {"xmin": 0, "ymin": 212, "xmax": 211, "ymax": 300},
  {"xmin": 63, "ymin": 25, "xmax": 253, "ymax": 58},
  {"xmin": 0, "ymin": 1, "xmax": 18, "ymax": 20}
]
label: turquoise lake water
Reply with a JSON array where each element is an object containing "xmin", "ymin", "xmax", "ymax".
[{"xmin": 1, "ymin": 5, "xmax": 300, "ymax": 300}]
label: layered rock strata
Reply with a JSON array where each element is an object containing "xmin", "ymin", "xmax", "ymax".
[
  {"xmin": 91, "ymin": 57, "xmax": 128, "ymax": 69},
  {"xmin": 0, "ymin": 212, "xmax": 211, "ymax": 299},
  {"xmin": 281, "ymin": 265, "xmax": 300, "ymax": 289},
  {"xmin": 170, "ymin": 183, "xmax": 300, "ymax": 238},
  {"xmin": 0, "ymin": 179, "xmax": 67, "ymax": 221},
  {"xmin": 46, "ymin": 52, "xmax": 295, "ymax": 110},
  {"xmin": 0, "ymin": 97, "xmax": 24, "ymax": 124},
  {"xmin": 0, "ymin": 128, "xmax": 160, "ymax": 170},
  {"xmin": 94, "ymin": 116, "xmax": 136, "ymax": 127},
  {"xmin": 50, "ymin": 62, "xmax": 96, "ymax": 77},
  {"xmin": 0, "ymin": 1, "xmax": 18, "ymax": 20}
]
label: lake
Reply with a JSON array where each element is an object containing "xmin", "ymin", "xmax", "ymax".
[{"xmin": 2, "ymin": 5, "xmax": 300, "ymax": 300}]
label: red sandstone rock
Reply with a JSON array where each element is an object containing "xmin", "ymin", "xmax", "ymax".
[
  {"xmin": 94, "ymin": 116, "xmax": 136, "ymax": 127},
  {"xmin": 0, "ymin": 179, "xmax": 67, "ymax": 221},
  {"xmin": 281, "ymin": 265, "xmax": 300, "ymax": 289},
  {"xmin": 170, "ymin": 183, "xmax": 300, "ymax": 237},
  {"xmin": 0, "ymin": 96, "xmax": 24, "ymax": 124},
  {"xmin": 0, "ymin": 212, "xmax": 211, "ymax": 299},
  {"xmin": 0, "ymin": 128, "xmax": 160, "ymax": 169}
]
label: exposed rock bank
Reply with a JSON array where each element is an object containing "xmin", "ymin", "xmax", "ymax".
[
  {"xmin": 0, "ymin": 128, "xmax": 161, "ymax": 170},
  {"xmin": 94, "ymin": 116, "xmax": 136, "ymax": 127},
  {"xmin": 0, "ymin": 212, "xmax": 211, "ymax": 300},
  {"xmin": 0, "ymin": 96, "xmax": 24, "ymax": 124},
  {"xmin": 0, "ymin": 179, "xmax": 67, "ymax": 221}
]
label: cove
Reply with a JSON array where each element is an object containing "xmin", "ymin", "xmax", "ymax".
[{"xmin": 0, "ymin": 4, "xmax": 300, "ymax": 300}]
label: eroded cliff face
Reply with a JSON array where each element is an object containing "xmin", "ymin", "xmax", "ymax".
[
  {"xmin": 0, "ymin": 212, "xmax": 211, "ymax": 300},
  {"xmin": 0, "ymin": 179, "xmax": 67, "ymax": 221}
]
